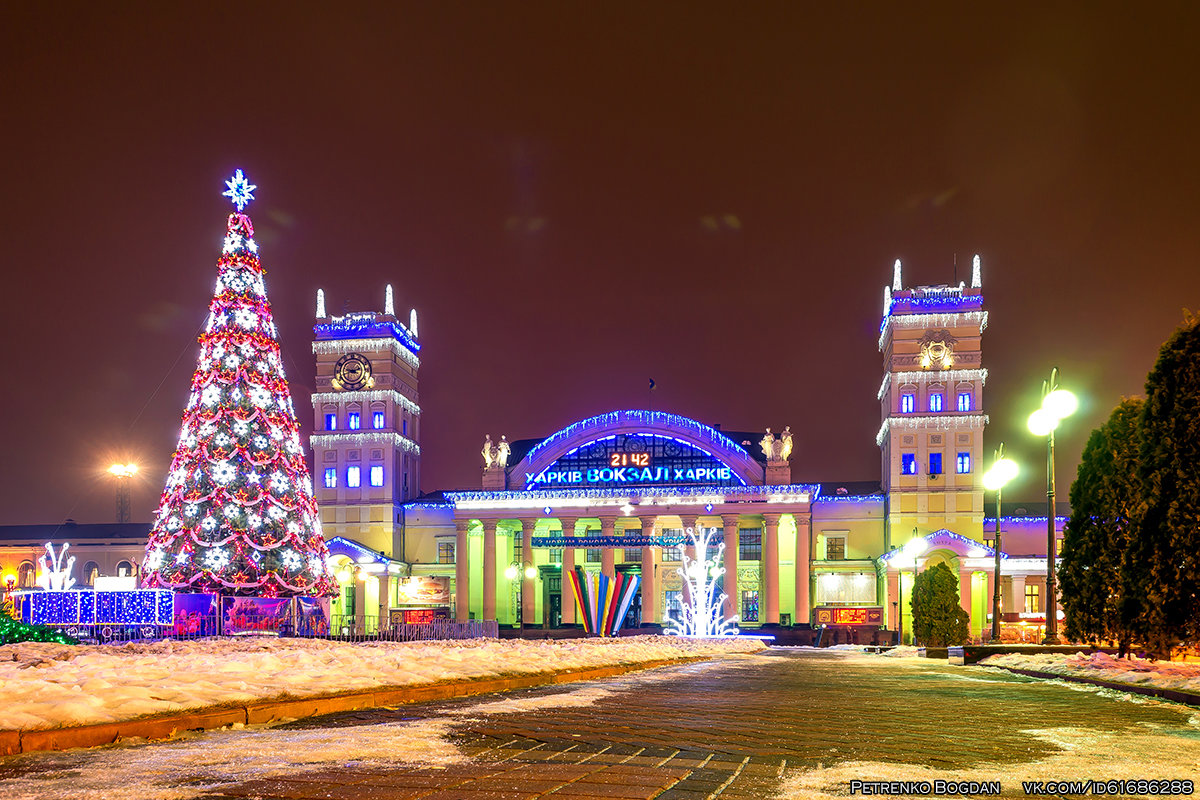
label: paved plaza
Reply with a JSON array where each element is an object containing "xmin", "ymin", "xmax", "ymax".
[{"xmin": 3, "ymin": 649, "xmax": 1199, "ymax": 799}]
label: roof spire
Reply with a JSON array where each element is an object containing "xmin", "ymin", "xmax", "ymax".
[
  {"xmin": 892, "ymin": 259, "xmax": 903, "ymax": 291},
  {"xmin": 316, "ymin": 289, "xmax": 326, "ymax": 319},
  {"xmin": 409, "ymin": 308, "xmax": 418, "ymax": 337},
  {"xmin": 384, "ymin": 284, "xmax": 395, "ymax": 317},
  {"xmin": 971, "ymin": 254, "xmax": 982, "ymax": 288}
]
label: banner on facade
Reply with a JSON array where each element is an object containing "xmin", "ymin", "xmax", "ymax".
[
  {"xmin": 813, "ymin": 606, "xmax": 884, "ymax": 626},
  {"xmin": 531, "ymin": 534, "xmax": 686, "ymax": 548},
  {"xmin": 296, "ymin": 596, "xmax": 332, "ymax": 635}
]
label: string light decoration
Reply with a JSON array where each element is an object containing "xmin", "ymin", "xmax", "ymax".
[
  {"xmin": 142, "ymin": 170, "xmax": 337, "ymax": 598},
  {"xmin": 664, "ymin": 526, "xmax": 739, "ymax": 638}
]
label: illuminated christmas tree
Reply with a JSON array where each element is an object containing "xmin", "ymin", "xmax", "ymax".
[{"xmin": 142, "ymin": 171, "xmax": 336, "ymax": 598}]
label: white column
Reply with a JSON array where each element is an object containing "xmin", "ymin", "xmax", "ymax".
[
  {"xmin": 521, "ymin": 520, "xmax": 534, "ymax": 625},
  {"xmin": 721, "ymin": 514, "xmax": 739, "ymax": 620},
  {"xmin": 640, "ymin": 516, "xmax": 658, "ymax": 625},
  {"xmin": 763, "ymin": 513, "xmax": 781, "ymax": 624},
  {"xmin": 794, "ymin": 514, "xmax": 811, "ymax": 626},
  {"xmin": 483, "ymin": 520, "xmax": 498, "ymax": 622},
  {"xmin": 455, "ymin": 518, "xmax": 470, "ymax": 622},
  {"xmin": 560, "ymin": 518, "xmax": 577, "ymax": 625}
]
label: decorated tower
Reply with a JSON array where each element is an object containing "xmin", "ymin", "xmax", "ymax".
[
  {"xmin": 142, "ymin": 171, "xmax": 337, "ymax": 597},
  {"xmin": 876, "ymin": 257, "xmax": 988, "ymax": 550},
  {"xmin": 310, "ymin": 285, "xmax": 421, "ymax": 556}
]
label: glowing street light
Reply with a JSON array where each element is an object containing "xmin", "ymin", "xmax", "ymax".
[
  {"xmin": 107, "ymin": 463, "xmax": 139, "ymax": 523},
  {"xmin": 982, "ymin": 445, "xmax": 1019, "ymax": 643},
  {"xmin": 893, "ymin": 535, "xmax": 927, "ymax": 646},
  {"xmin": 506, "ymin": 561, "xmax": 538, "ymax": 628},
  {"xmin": 1026, "ymin": 368, "xmax": 1076, "ymax": 645}
]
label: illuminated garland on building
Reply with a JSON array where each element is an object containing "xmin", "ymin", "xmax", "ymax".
[
  {"xmin": 445, "ymin": 483, "xmax": 818, "ymax": 511},
  {"xmin": 312, "ymin": 337, "xmax": 421, "ymax": 369},
  {"xmin": 877, "ymin": 369, "xmax": 989, "ymax": 400},
  {"xmin": 309, "ymin": 431, "xmax": 420, "ymax": 454},
  {"xmin": 878, "ymin": 311, "xmax": 989, "ymax": 351},
  {"xmin": 310, "ymin": 390, "xmax": 421, "ymax": 415},
  {"xmin": 875, "ymin": 413, "xmax": 989, "ymax": 447},
  {"xmin": 141, "ymin": 171, "xmax": 337, "ymax": 599},
  {"xmin": 524, "ymin": 410, "xmax": 751, "ymax": 468}
]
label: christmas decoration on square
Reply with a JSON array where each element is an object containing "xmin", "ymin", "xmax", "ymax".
[{"xmin": 142, "ymin": 170, "xmax": 337, "ymax": 598}]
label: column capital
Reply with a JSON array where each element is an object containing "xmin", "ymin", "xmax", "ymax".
[
  {"xmin": 598, "ymin": 516, "xmax": 617, "ymax": 533},
  {"xmin": 720, "ymin": 514, "xmax": 741, "ymax": 529},
  {"xmin": 454, "ymin": 517, "xmax": 472, "ymax": 533},
  {"xmin": 677, "ymin": 514, "xmax": 699, "ymax": 529},
  {"xmin": 558, "ymin": 517, "xmax": 579, "ymax": 534},
  {"xmin": 761, "ymin": 512, "xmax": 783, "ymax": 527}
]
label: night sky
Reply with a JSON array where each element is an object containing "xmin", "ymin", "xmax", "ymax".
[{"xmin": 4, "ymin": 4, "xmax": 1199, "ymax": 525}]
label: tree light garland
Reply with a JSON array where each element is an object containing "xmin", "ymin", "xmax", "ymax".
[
  {"xmin": 141, "ymin": 171, "xmax": 336, "ymax": 598},
  {"xmin": 664, "ymin": 526, "xmax": 739, "ymax": 638}
]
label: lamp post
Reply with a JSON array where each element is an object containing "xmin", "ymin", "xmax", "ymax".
[
  {"xmin": 505, "ymin": 561, "xmax": 538, "ymax": 629},
  {"xmin": 107, "ymin": 463, "xmax": 139, "ymax": 523},
  {"xmin": 982, "ymin": 445, "xmax": 1019, "ymax": 643},
  {"xmin": 893, "ymin": 536, "xmax": 928, "ymax": 646},
  {"xmin": 1027, "ymin": 367, "xmax": 1077, "ymax": 645}
]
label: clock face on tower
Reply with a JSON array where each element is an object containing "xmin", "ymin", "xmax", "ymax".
[{"xmin": 333, "ymin": 353, "xmax": 373, "ymax": 390}]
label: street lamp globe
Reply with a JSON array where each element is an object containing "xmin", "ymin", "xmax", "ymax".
[
  {"xmin": 523, "ymin": 565, "xmax": 538, "ymax": 580},
  {"xmin": 1043, "ymin": 389, "xmax": 1079, "ymax": 420},
  {"xmin": 505, "ymin": 564, "xmax": 519, "ymax": 581},
  {"xmin": 983, "ymin": 458, "xmax": 1019, "ymax": 491},
  {"xmin": 902, "ymin": 537, "xmax": 927, "ymax": 558},
  {"xmin": 1027, "ymin": 408, "xmax": 1057, "ymax": 436}
]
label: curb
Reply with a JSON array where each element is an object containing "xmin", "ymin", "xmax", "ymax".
[
  {"xmin": 984, "ymin": 664, "xmax": 1200, "ymax": 707},
  {"xmin": 1, "ymin": 655, "xmax": 713, "ymax": 756}
]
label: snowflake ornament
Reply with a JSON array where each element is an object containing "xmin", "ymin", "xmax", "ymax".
[
  {"xmin": 204, "ymin": 546, "xmax": 231, "ymax": 570},
  {"xmin": 222, "ymin": 169, "xmax": 257, "ymax": 211},
  {"xmin": 210, "ymin": 460, "xmax": 236, "ymax": 484}
]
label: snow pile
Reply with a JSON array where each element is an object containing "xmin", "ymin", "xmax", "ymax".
[
  {"xmin": 0, "ymin": 635, "xmax": 763, "ymax": 731},
  {"xmin": 980, "ymin": 651, "xmax": 1200, "ymax": 695},
  {"xmin": 880, "ymin": 645, "xmax": 921, "ymax": 658}
]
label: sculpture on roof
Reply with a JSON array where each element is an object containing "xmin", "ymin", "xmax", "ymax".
[
  {"xmin": 482, "ymin": 434, "xmax": 510, "ymax": 469},
  {"xmin": 760, "ymin": 427, "xmax": 794, "ymax": 463},
  {"xmin": 482, "ymin": 435, "xmax": 494, "ymax": 469},
  {"xmin": 497, "ymin": 435, "xmax": 511, "ymax": 468}
]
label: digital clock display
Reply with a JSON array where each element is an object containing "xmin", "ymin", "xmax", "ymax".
[{"xmin": 609, "ymin": 452, "xmax": 651, "ymax": 467}]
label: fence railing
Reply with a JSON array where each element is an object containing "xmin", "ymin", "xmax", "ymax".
[{"xmin": 52, "ymin": 615, "xmax": 498, "ymax": 645}]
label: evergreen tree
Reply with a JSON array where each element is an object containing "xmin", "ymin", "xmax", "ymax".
[
  {"xmin": 1134, "ymin": 314, "xmax": 1200, "ymax": 655},
  {"xmin": 910, "ymin": 562, "xmax": 969, "ymax": 647},
  {"xmin": 142, "ymin": 171, "xmax": 336, "ymax": 598},
  {"xmin": 1059, "ymin": 398, "xmax": 1143, "ymax": 654}
]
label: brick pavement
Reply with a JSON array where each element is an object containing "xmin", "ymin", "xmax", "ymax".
[
  {"xmin": 4, "ymin": 650, "xmax": 1192, "ymax": 799},
  {"xmin": 183, "ymin": 649, "xmax": 1192, "ymax": 799}
]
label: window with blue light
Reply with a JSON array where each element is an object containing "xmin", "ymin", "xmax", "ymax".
[
  {"xmin": 403, "ymin": 419, "xmax": 408, "ymax": 436},
  {"xmin": 372, "ymin": 411, "xmax": 385, "ymax": 429},
  {"xmin": 369, "ymin": 465, "xmax": 384, "ymax": 487},
  {"xmin": 901, "ymin": 453, "xmax": 917, "ymax": 475},
  {"xmin": 348, "ymin": 412, "xmax": 361, "ymax": 430},
  {"xmin": 929, "ymin": 393, "xmax": 944, "ymax": 412},
  {"xmin": 957, "ymin": 392, "xmax": 972, "ymax": 412},
  {"xmin": 957, "ymin": 452, "xmax": 971, "ymax": 473},
  {"xmin": 324, "ymin": 413, "xmax": 337, "ymax": 430},
  {"xmin": 929, "ymin": 452, "xmax": 943, "ymax": 475},
  {"xmin": 323, "ymin": 468, "xmax": 336, "ymax": 488},
  {"xmin": 347, "ymin": 466, "xmax": 361, "ymax": 488},
  {"xmin": 900, "ymin": 394, "xmax": 915, "ymax": 414}
]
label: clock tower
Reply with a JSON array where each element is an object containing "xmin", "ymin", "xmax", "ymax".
[
  {"xmin": 310, "ymin": 285, "xmax": 421, "ymax": 557},
  {"xmin": 876, "ymin": 257, "xmax": 988, "ymax": 552}
]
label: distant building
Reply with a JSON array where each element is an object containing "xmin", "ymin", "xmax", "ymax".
[{"xmin": 0, "ymin": 260, "xmax": 1068, "ymax": 642}]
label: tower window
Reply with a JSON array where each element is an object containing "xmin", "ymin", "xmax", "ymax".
[
  {"xmin": 929, "ymin": 393, "xmax": 944, "ymax": 413},
  {"xmin": 957, "ymin": 452, "xmax": 971, "ymax": 474},
  {"xmin": 324, "ymin": 413, "xmax": 337, "ymax": 430},
  {"xmin": 347, "ymin": 466, "xmax": 361, "ymax": 488},
  {"xmin": 348, "ymin": 412, "xmax": 361, "ymax": 430},
  {"xmin": 929, "ymin": 453, "xmax": 943, "ymax": 475},
  {"xmin": 323, "ymin": 468, "xmax": 336, "ymax": 488},
  {"xmin": 901, "ymin": 453, "xmax": 917, "ymax": 475},
  {"xmin": 900, "ymin": 394, "xmax": 915, "ymax": 414},
  {"xmin": 372, "ymin": 411, "xmax": 385, "ymax": 429},
  {"xmin": 370, "ymin": 466, "xmax": 384, "ymax": 487},
  {"xmin": 957, "ymin": 392, "xmax": 973, "ymax": 412},
  {"xmin": 403, "ymin": 419, "xmax": 408, "ymax": 436},
  {"xmin": 438, "ymin": 542, "xmax": 455, "ymax": 564}
]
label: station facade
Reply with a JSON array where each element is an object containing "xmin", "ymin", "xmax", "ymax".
[{"xmin": 311, "ymin": 260, "xmax": 1068, "ymax": 642}]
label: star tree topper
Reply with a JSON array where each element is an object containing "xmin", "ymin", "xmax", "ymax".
[{"xmin": 222, "ymin": 169, "xmax": 257, "ymax": 212}]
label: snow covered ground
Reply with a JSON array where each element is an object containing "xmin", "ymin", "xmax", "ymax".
[
  {"xmin": 0, "ymin": 635, "xmax": 764, "ymax": 732},
  {"xmin": 980, "ymin": 650, "xmax": 1200, "ymax": 695}
]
